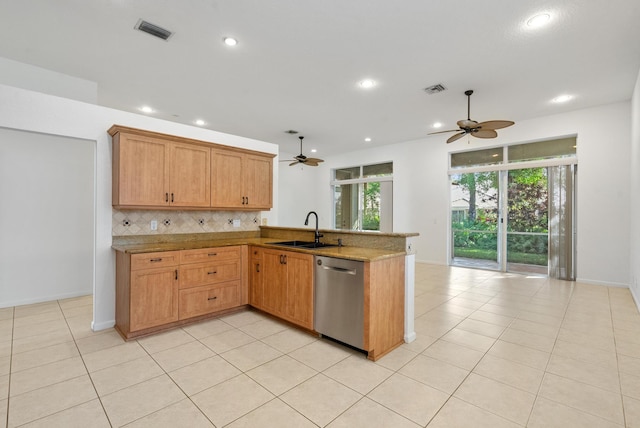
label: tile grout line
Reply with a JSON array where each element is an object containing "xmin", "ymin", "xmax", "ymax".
[
  {"xmin": 609, "ymin": 286, "xmax": 628, "ymax": 428},
  {"xmin": 522, "ymin": 279, "xmax": 574, "ymax": 427},
  {"xmin": 58, "ymin": 299, "xmax": 115, "ymax": 428}
]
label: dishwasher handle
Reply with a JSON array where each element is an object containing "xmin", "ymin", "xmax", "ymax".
[{"xmin": 320, "ymin": 265, "xmax": 357, "ymax": 275}]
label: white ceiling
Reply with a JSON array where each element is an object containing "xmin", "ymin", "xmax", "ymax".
[{"xmin": 1, "ymin": 0, "xmax": 639, "ymax": 156}]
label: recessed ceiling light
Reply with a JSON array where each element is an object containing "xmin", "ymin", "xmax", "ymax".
[
  {"xmin": 195, "ymin": 119, "xmax": 205, "ymax": 126},
  {"xmin": 432, "ymin": 122, "xmax": 443, "ymax": 129},
  {"xmin": 223, "ymin": 37, "xmax": 238, "ymax": 46},
  {"xmin": 358, "ymin": 79, "xmax": 376, "ymax": 89},
  {"xmin": 527, "ymin": 13, "xmax": 551, "ymax": 28},
  {"xmin": 139, "ymin": 106, "xmax": 154, "ymax": 113},
  {"xmin": 552, "ymin": 94, "xmax": 573, "ymax": 103},
  {"xmin": 310, "ymin": 149, "xmax": 317, "ymax": 153},
  {"xmin": 364, "ymin": 137, "xmax": 372, "ymax": 142}
]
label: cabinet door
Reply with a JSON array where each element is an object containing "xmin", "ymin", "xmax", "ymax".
[
  {"xmin": 130, "ymin": 266, "xmax": 179, "ymax": 331},
  {"xmin": 284, "ymin": 252, "xmax": 314, "ymax": 329},
  {"xmin": 169, "ymin": 143, "xmax": 211, "ymax": 207},
  {"xmin": 116, "ymin": 134, "xmax": 169, "ymax": 206},
  {"xmin": 249, "ymin": 247, "xmax": 263, "ymax": 309},
  {"xmin": 245, "ymin": 154, "xmax": 273, "ymax": 209},
  {"xmin": 261, "ymin": 249, "xmax": 287, "ymax": 316},
  {"xmin": 211, "ymin": 149, "xmax": 244, "ymax": 208}
]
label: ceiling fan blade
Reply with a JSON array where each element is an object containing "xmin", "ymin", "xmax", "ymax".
[
  {"xmin": 289, "ymin": 161, "xmax": 301, "ymax": 166},
  {"xmin": 457, "ymin": 119, "xmax": 478, "ymax": 128},
  {"xmin": 428, "ymin": 129, "xmax": 460, "ymax": 135},
  {"xmin": 279, "ymin": 159, "xmax": 296, "ymax": 162},
  {"xmin": 305, "ymin": 161, "xmax": 320, "ymax": 166},
  {"xmin": 476, "ymin": 120, "xmax": 515, "ymax": 130},
  {"xmin": 472, "ymin": 129, "xmax": 498, "ymax": 139},
  {"xmin": 305, "ymin": 157, "xmax": 324, "ymax": 163},
  {"xmin": 447, "ymin": 132, "xmax": 467, "ymax": 144}
]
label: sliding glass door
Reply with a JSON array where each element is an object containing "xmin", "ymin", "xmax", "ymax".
[
  {"xmin": 451, "ymin": 171, "xmax": 500, "ymax": 270},
  {"xmin": 505, "ymin": 167, "xmax": 549, "ymax": 274},
  {"xmin": 449, "ymin": 138, "xmax": 577, "ymax": 278}
]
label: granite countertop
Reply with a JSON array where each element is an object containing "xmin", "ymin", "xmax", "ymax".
[{"xmin": 112, "ymin": 237, "xmax": 405, "ymax": 262}]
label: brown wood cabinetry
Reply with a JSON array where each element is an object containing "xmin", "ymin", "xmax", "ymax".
[
  {"xmin": 364, "ymin": 256, "xmax": 405, "ymax": 361},
  {"xmin": 115, "ymin": 246, "xmax": 245, "ymax": 339},
  {"xmin": 249, "ymin": 247, "xmax": 264, "ymax": 309},
  {"xmin": 109, "ymin": 125, "xmax": 273, "ymax": 210},
  {"xmin": 111, "ymin": 129, "xmax": 210, "ymax": 209},
  {"xmin": 211, "ymin": 150, "xmax": 273, "ymax": 209},
  {"xmin": 116, "ymin": 251, "xmax": 180, "ymax": 334},
  {"xmin": 257, "ymin": 248, "xmax": 314, "ymax": 330}
]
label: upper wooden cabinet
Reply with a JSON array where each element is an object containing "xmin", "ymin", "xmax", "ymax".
[
  {"xmin": 109, "ymin": 125, "xmax": 274, "ymax": 210},
  {"xmin": 211, "ymin": 150, "xmax": 273, "ymax": 209}
]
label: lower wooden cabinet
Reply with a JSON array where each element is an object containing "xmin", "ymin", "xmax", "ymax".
[
  {"xmin": 115, "ymin": 246, "xmax": 245, "ymax": 339},
  {"xmin": 179, "ymin": 281, "xmax": 241, "ymax": 319},
  {"xmin": 129, "ymin": 259, "xmax": 179, "ymax": 331},
  {"xmin": 252, "ymin": 247, "xmax": 314, "ymax": 330}
]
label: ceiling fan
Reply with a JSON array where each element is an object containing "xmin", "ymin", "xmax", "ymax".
[
  {"xmin": 429, "ymin": 90, "xmax": 515, "ymax": 144},
  {"xmin": 281, "ymin": 136, "xmax": 324, "ymax": 167}
]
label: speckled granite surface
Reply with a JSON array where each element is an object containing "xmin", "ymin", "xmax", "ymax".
[{"xmin": 112, "ymin": 227, "xmax": 417, "ymax": 262}]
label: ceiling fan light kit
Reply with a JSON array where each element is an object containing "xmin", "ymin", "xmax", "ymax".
[{"xmin": 429, "ymin": 89, "xmax": 515, "ymax": 143}]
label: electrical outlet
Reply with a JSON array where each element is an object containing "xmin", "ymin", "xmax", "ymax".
[
  {"xmin": 150, "ymin": 220, "xmax": 158, "ymax": 231},
  {"xmin": 233, "ymin": 219, "xmax": 241, "ymax": 227}
]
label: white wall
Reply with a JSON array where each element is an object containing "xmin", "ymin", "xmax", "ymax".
[
  {"xmin": 0, "ymin": 57, "xmax": 97, "ymax": 104},
  {"xmin": 0, "ymin": 129, "xmax": 94, "ymax": 306},
  {"xmin": 279, "ymin": 102, "xmax": 632, "ymax": 288},
  {"xmin": 0, "ymin": 83, "xmax": 279, "ymax": 330},
  {"xmin": 277, "ymin": 151, "xmax": 325, "ymax": 227},
  {"xmin": 630, "ymin": 69, "xmax": 640, "ymax": 305}
]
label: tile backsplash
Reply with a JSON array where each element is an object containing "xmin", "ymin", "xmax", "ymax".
[{"xmin": 113, "ymin": 209, "xmax": 261, "ymax": 236}]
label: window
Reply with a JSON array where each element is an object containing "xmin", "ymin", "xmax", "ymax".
[{"xmin": 331, "ymin": 162, "xmax": 393, "ymax": 232}]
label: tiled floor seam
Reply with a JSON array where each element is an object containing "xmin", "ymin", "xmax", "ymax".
[
  {"xmin": 59, "ymin": 300, "xmax": 114, "ymax": 428},
  {"xmin": 522, "ymin": 280, "xmax": 574, "ymax": 427},
  {"xmin": 609, "ymin": 287, "xmax": 629, "ymax": 428}
]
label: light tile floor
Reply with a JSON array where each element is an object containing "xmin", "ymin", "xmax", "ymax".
[{"xmin": 2, "ymin": 263, "xmax": 640, "ymax": 427}]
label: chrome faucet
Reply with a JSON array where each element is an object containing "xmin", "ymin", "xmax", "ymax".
[{"xmin": 304, "ymin": 211, "xmax": 323, "ymax": 244}]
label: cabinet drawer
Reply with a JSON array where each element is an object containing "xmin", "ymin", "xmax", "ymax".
[
  {"xmin": 181, "ymin": 246, "xmax": 241, "ymax": 264},
  {"xmin": 179, "ymin": 281, "xmax": 241, "ymax": 319},
  {"xmin": 179, "ymin": 260, "xmax": 241, "ymax": 289},
  {"xmin": 131, "ymin": 251, "xmax": 180, "ymax": 270}
]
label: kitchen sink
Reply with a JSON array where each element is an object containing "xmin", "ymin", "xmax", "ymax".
[{"xmin": 269, "ymin": 240, "xmax": 338, "ymax": 249}]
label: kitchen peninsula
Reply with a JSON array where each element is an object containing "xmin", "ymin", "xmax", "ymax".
[{"xmin": 113, "ymin": 227, "xmax": 417, "ymax": 361}]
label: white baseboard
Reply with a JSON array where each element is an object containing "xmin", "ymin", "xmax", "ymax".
[
  {"xmin": 91, "ymin": 319, "xmax": 116, "ymax": 331},
  {"xmin": 0, "ymin": 290, "xmax": 92, "ymax": 309},
  {"xmin": 575, "ymin": 278, "xmax": 630, "ymax": 288}
]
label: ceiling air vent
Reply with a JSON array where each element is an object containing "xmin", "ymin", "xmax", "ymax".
[
  {"xmin": 135, "ymin": 19, "xmax": 173, "ymax": 41},
  {"xmin": 424, "ymin": 84, "xmax": 447, "ymax": 94}
]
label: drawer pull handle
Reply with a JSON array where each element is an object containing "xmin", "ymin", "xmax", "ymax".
[
  {"xmin": 165, "ymin": 193, "xmax": 169, "ymax": 203},
  {"xmin": 208, "ymin": 296, "xmax": 218, "ymax": 301},
  {"xmin": 175, "ymin": 270, "xmax": 178, "ymax": 280},
  {"xmin": 150, "ymin": 258, "xmax": 163, "ymax": 262},
  {"xmin": 208, "ymin": 253, "xmax": 217, "ymax": 257},
  {"xmin": 208, "ymin": 271, "xmax": 217, "ymax": 275}
]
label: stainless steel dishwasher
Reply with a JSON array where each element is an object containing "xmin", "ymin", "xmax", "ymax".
[{"xmin": 314, "ymin": 255, "xmax": 364, "ymax": 350}]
